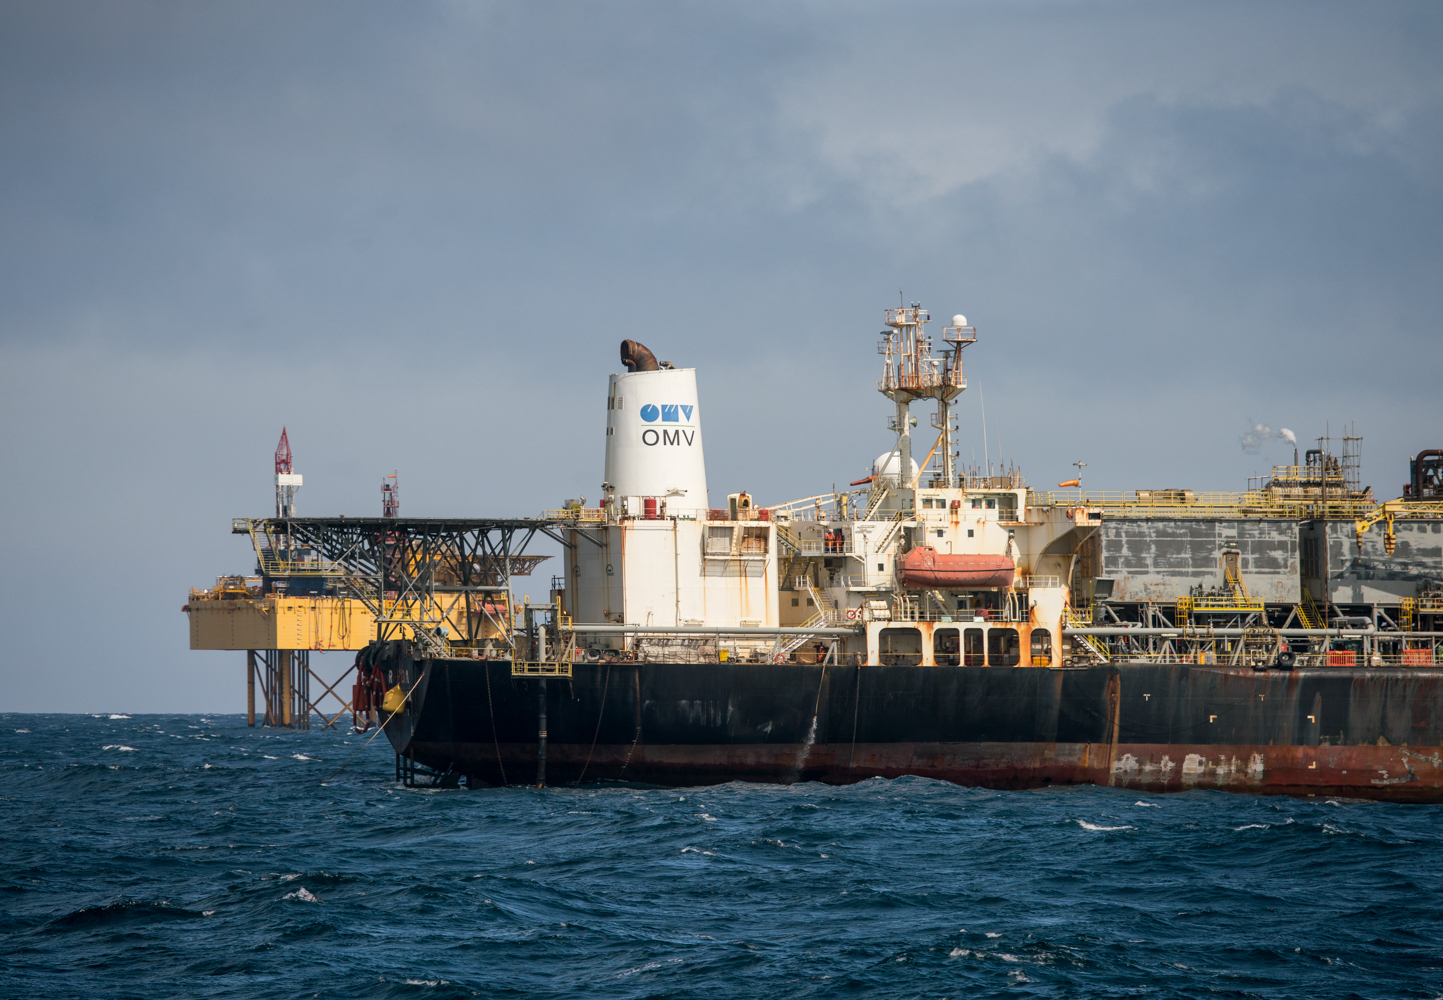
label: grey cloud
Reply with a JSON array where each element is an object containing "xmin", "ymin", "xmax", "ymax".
[{"xmin": 1, "ymin": 1, "xmax": 1440, "ymax": 710}]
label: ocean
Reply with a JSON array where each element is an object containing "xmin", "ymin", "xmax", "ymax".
[{"xmin": 3, "ymin": 714, "xmax": 1441, "ymax": 999}]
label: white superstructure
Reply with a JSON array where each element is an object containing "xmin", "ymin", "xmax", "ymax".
[{"xmin": 557, "ymin": 304, "xmax": 1099, "ymax": 667}]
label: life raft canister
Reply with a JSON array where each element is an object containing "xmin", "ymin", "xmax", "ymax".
[{"xmin": 898, "ymin": 546, "xmax": 1015, "ymax": 590}]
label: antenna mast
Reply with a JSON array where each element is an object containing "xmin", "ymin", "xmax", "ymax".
[
  {"xmin": 876, "ymin": 303, "xmax": 976, "ymax": 489},
  {"xmin": 382, "ymin": 472, "xmax": 399, "ymax": 518},
  {"xmin": 274, "ymin": 428, "xmax": 301, "ymax": 518}
]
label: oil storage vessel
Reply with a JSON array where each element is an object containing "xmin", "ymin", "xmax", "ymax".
[{"xmin": 194, "ymin": 303, "xmax": 1443, "ymax": 799}]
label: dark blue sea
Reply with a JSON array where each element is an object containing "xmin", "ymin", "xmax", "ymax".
[{"xmin": 4, "ymin": 715, "xmax": 1442, "ymax": 999}]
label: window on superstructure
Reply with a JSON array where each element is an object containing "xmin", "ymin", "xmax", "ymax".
[
  {"xmin": 1030, "ymin": 628, "xmax": 1053, "ymax": 667},
  {"xmin": 740, "ymin": 526, "xmax": 769, "ymax": 554},
  {"xmin": 964, "ymin": 628, "xmax": 984, "ymax": 666},
  {"xmin": 706, "ymin": 526, "xmax": 734, "ymax": 555},
  {"xmin": 879, "ymin": 627, "xmax": 923, "ymax": 667},
  {"xmin": 934, "ymin": 628, "xmax": 960, "ymax": 667},
  {"xmin": 987, "ymin": 627, "xmax": 1020, "ymax": 666}
]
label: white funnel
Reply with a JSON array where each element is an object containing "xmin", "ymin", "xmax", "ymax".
[{"xmin": 604, "ymin": 368, "xmax": 707, "ymax": 509}]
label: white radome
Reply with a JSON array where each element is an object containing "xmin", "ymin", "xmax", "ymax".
[
  {"xmin": 952, "ymin": 314, "xmax": 966, "ymax": 328},
  {"xmin": 872, "ymin": 452, "xmax": 920, "ymax": 480}
]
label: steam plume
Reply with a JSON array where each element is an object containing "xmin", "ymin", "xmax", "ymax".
[{"xmin": 1240, "ymin": 423, "xmax": 1298, "ymax": 453}]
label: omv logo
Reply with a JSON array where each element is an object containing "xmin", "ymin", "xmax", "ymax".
[{"xmin": 639, "ymin": 403, "xmax": 694, "ymax": 423}]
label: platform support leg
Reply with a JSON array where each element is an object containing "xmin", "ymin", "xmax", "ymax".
[
  {"xmin": 281, "ymin": 651, "xmax": 292, "ymax": 727},
  {"xmin": 246, "ymin": 651, "xmax": 256, "ymax": 727}
]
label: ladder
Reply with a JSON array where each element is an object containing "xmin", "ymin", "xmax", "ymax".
[
  {"xmin": 1297, "ymin": 591, "xmax": 1324, "ymax": 630},
  {"xmin": 774, "ymin": 521, "xmax": 802, "ymax": 554},
  {"xmin": 1175, "ymin": 597, "xmax": 1192, "ymax": 626},
  {"xmin": 1065, "ymin": 607, "xmax": 1110, "ymax": 661},
  {"xmin": 776, "ymin": 582, "xmax": 841, "ymax": 656},
  {"xmin": 1401, "ymin": 598, "xmax": 1416, "ymax": 632},
  {"xmin": 873, "ymin": 510, "xmax": 908, "ymax": 555},
  {"xmin": 863, "ymin": 485, "xmax": 892, "ymax": 521}
]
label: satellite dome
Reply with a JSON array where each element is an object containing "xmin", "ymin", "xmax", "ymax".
[
  {"xmin": 952, "ymin": 314, "xmax": 967, "ymax": 327},
  {"xmin": 872, "ymin": 452, "xmax": 920, "ymax": 480}
]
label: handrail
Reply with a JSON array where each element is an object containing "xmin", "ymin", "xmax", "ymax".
[
  {"xmin": 1030, "ymin": 490, "xmax": 1423, "ymax": 519},
  {"xmin": 542, "ymin": 507, "xmax": 606, "ymax": 522}
]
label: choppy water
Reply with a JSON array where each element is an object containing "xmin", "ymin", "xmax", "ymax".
[{"xmin": 4, "ymin": 714, "xmax": 1443, "ymax": 999}]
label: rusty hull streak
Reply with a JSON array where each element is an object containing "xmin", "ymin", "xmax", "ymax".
[
  {"xmin": 383, "ymin": 655, "xmax": 1443, "ymax": 801},
  {"xmin": 408, "ymin": 739, "xmax": 1443, "ymax": 800}
]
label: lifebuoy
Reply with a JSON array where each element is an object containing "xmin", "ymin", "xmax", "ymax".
[{"xmin": 773, "ymin": 653, "xmax": 787, "ymax": 664}]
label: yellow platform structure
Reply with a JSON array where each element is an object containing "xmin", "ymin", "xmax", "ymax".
[
  {"xmin": 186, "ymin": 578, "xmax": 505, "ymax": 652},
  {"xmin": 188, "ymin": 593, "xmax": 375, "ymax": 651}
]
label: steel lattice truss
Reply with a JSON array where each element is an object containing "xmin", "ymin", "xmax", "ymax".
[{"xmin": 234, "ymin": 517, "xmax": 563, "ymax": 654}]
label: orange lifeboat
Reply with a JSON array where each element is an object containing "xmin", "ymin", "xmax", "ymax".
[{"xmin": 899, "ymin": 546, "xmax": 1015, "ymax": 590}]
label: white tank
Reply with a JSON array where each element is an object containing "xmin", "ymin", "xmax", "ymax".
[
  {"xmin": 604, "ymin": 367, "xmax": 708, "ymax": 509},
  {"xmin": 872, "ymin": 451, "xmax": 920, "ymax": 481}
]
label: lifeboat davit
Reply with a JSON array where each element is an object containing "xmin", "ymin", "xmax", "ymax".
[{"xmin": 899, "ymin": 546, "xmax": 1015, "ymax": 590}]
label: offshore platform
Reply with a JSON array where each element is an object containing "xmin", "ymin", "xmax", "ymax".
[{"xmin": 184, "ymin": 430, "xmax": 558, "ymax": 729}]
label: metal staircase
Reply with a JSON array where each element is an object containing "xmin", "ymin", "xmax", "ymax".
[
  {"xmin": 862, "ymin": 486, "xmax": 890, "ymax": 521},
  {"xmin": 774, "ymin": 521, "xmax": 802, "ymax": 554},
  {"xmin": 776, "ymin": 582, "xmax": 842, "ymax": 656},
  {"xmin": 1065, "ymin": 607, "xmax": 1110, "ymax": 661},
  {"xmin": 1298, "ymin": 590, "xmax": 1324, "ymax": 630}
]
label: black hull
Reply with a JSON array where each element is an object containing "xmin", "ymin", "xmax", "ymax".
[{"xmin": 376, "ymin": 652, "xmax": 1443, "ymax": 801}]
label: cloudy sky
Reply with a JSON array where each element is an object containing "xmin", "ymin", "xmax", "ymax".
[{"xmin": 3, "ymin": 1, "xmax": 1440, "ymax": 712}]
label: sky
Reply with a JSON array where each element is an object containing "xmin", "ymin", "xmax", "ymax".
[{"xmin": 2, "ymin": 0, "xmax": 1440, "ymax": 712}]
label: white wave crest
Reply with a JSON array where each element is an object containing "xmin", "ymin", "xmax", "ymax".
[
  {"xmin": 109, "ymin": 714, "xmax": 130, "ymax": 719},
  {"xmin": 103, "ymin": 745, "xmax": 137, "ymax": 752},
  {"xmin": 1234, "ymin": 823, "xmax": 1269, "ymax": 831},
  {"xmin": 1075, "ymin": 820, "xmax": 1134, "ymax": 831},
  {"xmin": 283, "ymin": 887, "xmax": 321, "ymax": 902}
]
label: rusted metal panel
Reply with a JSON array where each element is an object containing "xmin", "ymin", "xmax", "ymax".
[
  {"xmin": 1099, "ymin": 518, "xmax": 1299, "ymax": 603},
  {"xmin": 405, "ymin": 738, "xmax": 1443, "ymax": 801},
  {"xmin": 1319, "ymin": 518, "xmax": 1443, "ymax": 604}
]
